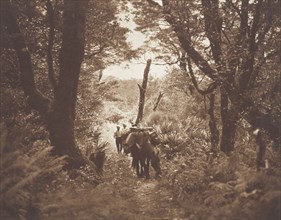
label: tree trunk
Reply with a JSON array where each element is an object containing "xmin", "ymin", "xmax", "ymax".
[
  {"xmin": 48, "ymin": 0, "xmax": 89, "ymax": 168},
  {"xmin": 208, "ymin": 94, "xmax": 219, "ymax": 156},
  {"xmin": 135, "ymin": 59, "xmax": 152, "ymax": 125},
  {"xmin": 3, "ymin": 0, "xmax": 89, "ymax": 168},
  {"xmin": 153, "ymin": 92, "xmax": 164, "ymax": 111},
  {"xmin": 220, "ymin": 89, "xmax": 238, "ymax": 155},
  {"xmin": 2, "ymin": 0, "xmax": 50, "ymax": 114},
  {"xmin": 46, "ymin": 0, "xmax": 57, "ymax": 93}
]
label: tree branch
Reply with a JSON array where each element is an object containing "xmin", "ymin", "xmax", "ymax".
[
  {"xmin": 227, "ymin": 0, "xmax": 249, "ymax": 82},
  {"xmin": 147, "ymin": 0, "xmax": 162, "ymax": 7},
  {"xmin": 153, "ymin": 92, "xmax": 164, "ymax": 111},
  {"xmin": 256, "ymin": 0, "xmax": 273, "ymax": 46},
  {"xmin": 238, "ymin": 0, "xmax": 263, "ymax": 92},
  {"xmin": 187, "ymin": 56, "xmax": 217, "ymax": 96},
  {"xmin": 46, "ymin": 0, "xmax": 57, "ymax": 94},
  {"xmin": 239, "ymin": 0, "xmax": 249, "ymax": 42},
  {"xmin": 201, "ymin": 0, "xmax": 222, "ymax": 63},
  {"xmin": 161, "ymin": 0, "xmax": 217, "ymax": 81},
  {"xmin": 85, "ymin": 22, "xmax": 117, "ymax": 58}
]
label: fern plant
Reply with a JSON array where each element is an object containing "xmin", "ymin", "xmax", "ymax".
[{"xmin": 0, "ymin": 135, "xmax": 66, "ymax": 220}]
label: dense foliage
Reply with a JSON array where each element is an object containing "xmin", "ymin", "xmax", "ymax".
[{"xmin": 1, "ymin": 0, "xmax": 280, "ymax": 219}]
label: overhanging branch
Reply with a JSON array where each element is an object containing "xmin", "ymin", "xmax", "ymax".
[{"xmin": 161, "ymin": 0, "xmax": 217, "ymax": 80}]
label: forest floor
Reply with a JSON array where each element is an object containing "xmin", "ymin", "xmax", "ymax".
[{"xmin": 89, "ymin": 106, "xmax": 186, "ymax": 220}]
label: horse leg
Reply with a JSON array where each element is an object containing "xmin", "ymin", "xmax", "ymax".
[
  {"xmin": 136, "ymin": 156, "xmax": 145, "ymax": 178},
  {"xmin": 151, "ymin": 154, "xmax": 161, "ymax": 177},
  {"xmin": 144, "ymin": 158, "xmax": 150, "ymax": 179},
  {"xmin": 115, "ymin": 139, "xmax": 119, "ymax": 153},
  {"xmin": 132, "ymin": 155, "xmax": 141, "ymax": 178},
  {"xmin": 120, "ymin": 137, "xmax": 124, "ymax": 153},
  {"xmin": 136, "ymin": 162, "xmax": 141, "ymax": 178},
  {"xmin": 140, "ymin": 159, "xmax": 144, "ymax": 178},
  {"xmin": 138, "ymin": 156, "xmax": 145, "ymax": 178},
  {"xmin": 255, "ymin": 130, "xmax": 267, "ymax": 171}
]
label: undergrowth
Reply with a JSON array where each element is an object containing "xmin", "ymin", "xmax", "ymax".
[
  {"xmin": 0, "ymin": 122, "xmax": 66, "ymax": 219},
  {"xmin": 145, "ymin": 109, "xmax": 281, "ymax": 220}
]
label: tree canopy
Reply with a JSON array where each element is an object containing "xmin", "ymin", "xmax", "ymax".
[{"xmin": 130, "ymin": 0, "xmax": 281, "ymax": 153}]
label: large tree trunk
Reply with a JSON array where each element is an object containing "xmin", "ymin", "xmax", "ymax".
[
  {"xmin": 220, "ymin": 89, "xmax": 238, "ymax": 155},
  {"xmin": 135, "ymin": 59, "xmax": 151, "ymax": 125},
  {"xmin": 208, "ymin": 94, "xmax": 219, "ymax": 156},
  {"xmin": 48, "ymin": 0, "xmax": 89, "ymax": 168}
]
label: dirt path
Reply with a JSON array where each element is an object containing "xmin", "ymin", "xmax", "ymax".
[
  {"xmin": 92, "ymin": 142, "xmax": 185, "ymax": 219},
  {"xmin": 90, "ymin": 103, "xmax": 185, "ymax": 219}
]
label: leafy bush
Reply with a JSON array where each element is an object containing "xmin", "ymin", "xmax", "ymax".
[
  {"xmin": 145, "ymin": 112, "xmax": 185, "ymax": 159},
  {"xmin": 89, "ymin": 141, "xmax": 108, "ymax": 175}
]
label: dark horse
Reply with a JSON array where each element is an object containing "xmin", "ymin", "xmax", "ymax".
[{"xmin": 124, "ymin": 131, "xmax": 161, "ymax": 179}]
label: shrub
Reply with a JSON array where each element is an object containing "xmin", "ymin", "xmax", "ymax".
[{"xmin": 89, "ymin": 141, "xmax": 108, "ymax": 175}]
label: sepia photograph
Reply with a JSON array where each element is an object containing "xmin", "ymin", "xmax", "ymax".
[{"xmin": 1, "ymin": 0, "xmax": 280, "ymax": 219}]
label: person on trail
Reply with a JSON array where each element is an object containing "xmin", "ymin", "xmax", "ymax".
[
  {"xmin": 120, "ymin": 124, "xmax": 130, "ymax": 154},
  {"xmin": 114, "ymin": 126, "xmax": 122, "ymax": 153},
  {"xmin": 253, "ymin": 128, "xmax": 268, "ymax": 171},
  {"xmin": 121, "ymin": 124, "xmax": 130, "ymax": 137}
]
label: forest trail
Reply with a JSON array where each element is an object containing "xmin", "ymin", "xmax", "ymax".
[{"xmin": 89, "ymin": 101, "xmax": 186, "ymax": 219}]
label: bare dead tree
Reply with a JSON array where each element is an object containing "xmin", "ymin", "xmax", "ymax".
[{"xmin": 135, "ymin": 59, "xmax": 152, "ymax": 125}]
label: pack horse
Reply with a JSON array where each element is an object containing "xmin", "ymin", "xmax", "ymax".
[{"xmin": 123, "ymin": 129, "xmax": 161, "ymax": 179}]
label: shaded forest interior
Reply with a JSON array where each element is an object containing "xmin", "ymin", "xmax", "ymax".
[{"xmin": 1, "ymin": 0, "xmax": 281, "ymax": 220}]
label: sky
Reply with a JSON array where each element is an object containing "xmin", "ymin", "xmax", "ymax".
[{"xmin": 102, "ymin": 2, "xmax": 168, "ymax": 80}]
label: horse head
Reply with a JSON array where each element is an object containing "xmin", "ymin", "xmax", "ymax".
[{"xmin": 123, "ymin": 132, "xmax": 136, "ymax": 153}]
